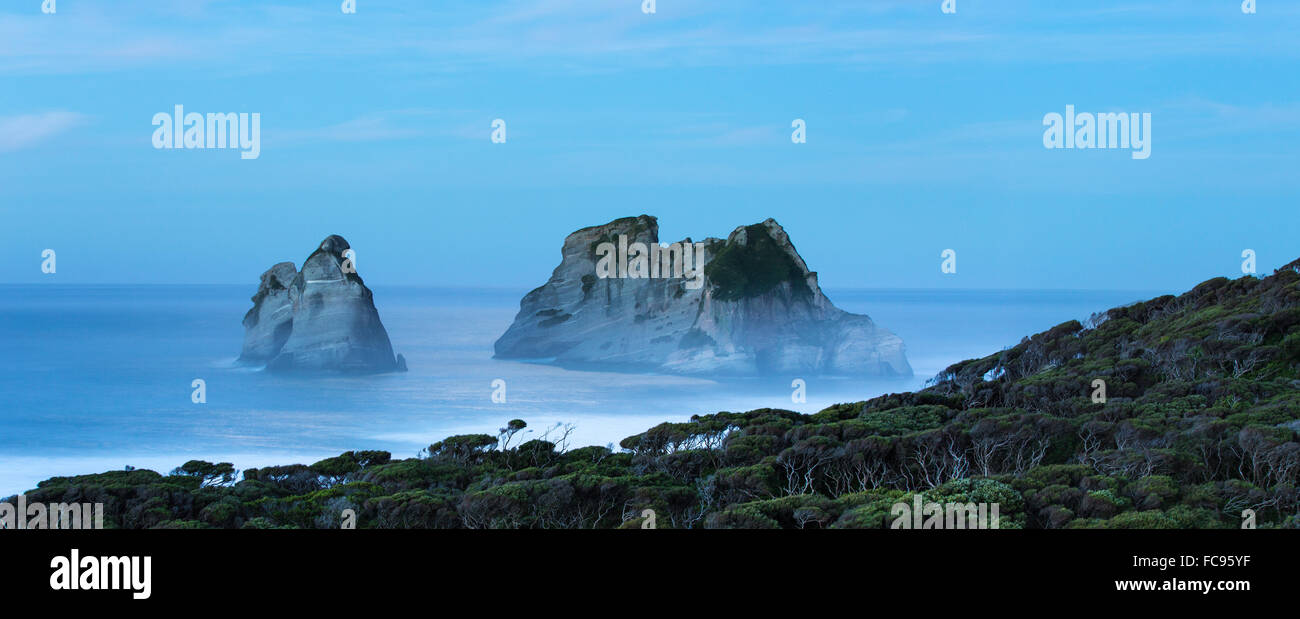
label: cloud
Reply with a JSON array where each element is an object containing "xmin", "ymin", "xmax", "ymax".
[
  {"xmin": 4, "ymin": 1, "xmax": 1299, "ymax": 76},
  {"xmin": 266, "ymin": 109, "xmax": 493, "ymax": 146},
  {"xmin": 271, "ymin": 114, "xmax": 423, "ymax": 145},
  {"xmin": 0, "ymin": 111, "xmax": 88, "ymax": 152}
]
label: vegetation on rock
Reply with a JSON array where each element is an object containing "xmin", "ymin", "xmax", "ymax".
[{"xmin": 705, "ymin": 224, "xmax": 814, "ymax": 302}]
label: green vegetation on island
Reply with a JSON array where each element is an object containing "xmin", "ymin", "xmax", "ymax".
[{"xmin": 704, "ymin": 224, "xmax": 814, "ymax": 301}]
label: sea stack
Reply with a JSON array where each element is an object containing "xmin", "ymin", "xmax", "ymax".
[
  {"xmin": 494, "ymin": 215, "xmax": 911, "ymax": 377},
  {"xmin": 239, "ymin": 235, "xmax": 404, "ymax": 374}
]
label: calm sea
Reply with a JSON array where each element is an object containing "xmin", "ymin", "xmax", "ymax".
[{"xmin": 0, "ymin": 285, "xmax": 1161, "ymax": 495}]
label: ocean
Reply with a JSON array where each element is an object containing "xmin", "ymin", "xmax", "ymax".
[{"xmin": 0, "ymin": 285, "xmax": 1161, "ymax": 495}]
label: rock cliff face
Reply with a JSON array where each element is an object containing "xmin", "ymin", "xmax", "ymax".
[
  {"xmin": 494, "ymin": 216, "xmax": 911, "ymax": 377},
  {"xmin": 239, "ymin": 261, "xmax": 297, "ymax": 363},
  {"xmin": 239, "ymin": 235, "xmax": 404, "ymax": 374}
]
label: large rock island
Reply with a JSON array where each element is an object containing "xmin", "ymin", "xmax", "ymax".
[
  {"xmin": 494, "ymin": 215, "xmax": 910, "ymax": 377},
  {"xmin": 239, "ymin": 235, "xmax": 405, "ymax": 374}
]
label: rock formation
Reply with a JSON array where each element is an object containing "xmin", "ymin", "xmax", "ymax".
[
  {"xmin": 494, "ymin": 216, "xmax": 911, "ymax": 377},
  {"xmin": 239, "ymin": 235, "xmax": 404, "ymax": 374}
]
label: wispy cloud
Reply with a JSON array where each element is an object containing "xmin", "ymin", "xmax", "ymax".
[
  {"xmin": 270, "ymin": 113, "xmax": 424, "ymax": 145},
  {"xmin": 3, "ymin": 0, "xmax": 1299, "ymax": 76},
  {"xmin": 1165, "ymin": 97, "xmax": 1300, "ymax": 131},
  {"xmin": 0, "ymin": 111, "xmax": 88, "ymax": 152},
  {"xmin": 265, "ymin": 109, "xmax": 487, "ymax": 146}
]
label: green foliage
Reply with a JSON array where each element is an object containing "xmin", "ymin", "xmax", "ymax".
[
  {"xmin": 704, "ymin": 224, "xmax": 812, "ymax": 301},
  {"xmin": 857, "ymin": 405, "xmax": 951, "ymax": 436}
]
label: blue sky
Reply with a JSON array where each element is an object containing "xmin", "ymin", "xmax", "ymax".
[{"xmin": 1, "ymin": 0, "xmax": 1297, "ymax": 291}]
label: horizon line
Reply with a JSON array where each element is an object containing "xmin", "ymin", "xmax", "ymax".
[{"xmin": 0, "ymin": 282, "xmax": 1177, "ymax": 294}]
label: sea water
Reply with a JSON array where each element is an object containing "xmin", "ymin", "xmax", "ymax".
[{"xmin": 0, "ymin": 285, "xmax": 1162, "ymax": 495}]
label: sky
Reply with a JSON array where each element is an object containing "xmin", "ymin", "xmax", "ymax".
[{"xmin": 1, "ymin": 0, "xmax": 1297, "ymax": 291}]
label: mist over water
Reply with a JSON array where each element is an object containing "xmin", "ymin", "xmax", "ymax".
[{"xmin": 0, "ymin": 285, "xmax": 1161, "ymax": 495}]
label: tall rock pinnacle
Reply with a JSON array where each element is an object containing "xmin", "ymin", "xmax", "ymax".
[{"xmin": 239, "ymin": 235, "xmax": 404, "ymax": 374}]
